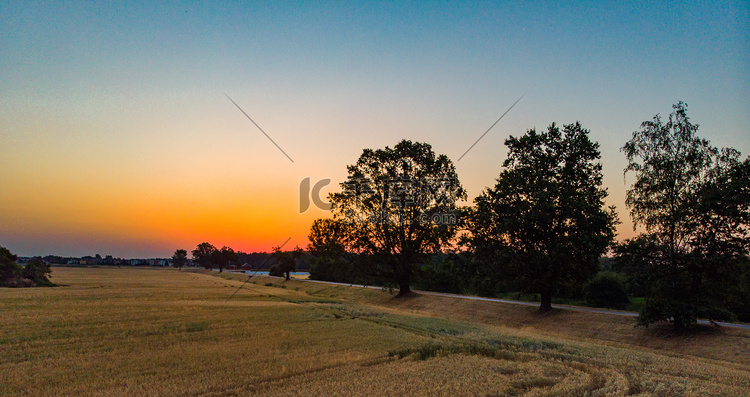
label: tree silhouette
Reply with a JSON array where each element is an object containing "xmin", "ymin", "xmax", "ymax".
[
  {"xmin": 192, "ymin": 243, "xmax": 217, "ymax": 270},
  {"xmin": 621, "ymin": 102, "xmax": 750, "ymax": 328},
  {"xmin": 172, "ymin": 249, "xmax": 188, "ymax": 271},
  {"xmin": 328, "ymin": 140, "xmax": 466, "ymax": 295},
  {"xmin": 214, "ymin": 246, "xmax": 238, "ymax": 273},
  {"xmin": 0, "ymin": 246, "xmax": 20, "ymax": 284},
  {"xmin": 272, "ymin": 246, "xmax": 304, "ymax": 280},
  {"xmin": 22, "ymin": 259, "xmax": 52, "ymax": 286},
  {"xmin": 469, "ymin": 123, "xmax": 617, "ymax": 313},
  {"xmin": 307, "ymin": 218, "xmax": 356, "ymax": 282}
]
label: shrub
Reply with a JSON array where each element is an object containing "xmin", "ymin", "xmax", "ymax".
[
  {"xmin": 268, "ymin": 264, "xmax": 283, "ymax": 277},
  {"xmin": 583, "ymin": 272, "xmax": 629, "ymax": 309},
  {"xmin": 22, "ymin": 259, "xmax": 52, "ymax": 286},
  {"xmin": 415, "ymin": 262, "xmax": 462, "ymax": 294}
]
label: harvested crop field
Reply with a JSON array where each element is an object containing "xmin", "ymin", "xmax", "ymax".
[{"xmin": 2, "ymin": 267, "xmax": 749, "ymax": 396}]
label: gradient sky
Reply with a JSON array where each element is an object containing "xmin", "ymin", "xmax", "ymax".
[{"xmin": 1, "ymin": 1, "xmax": 748, "ymax": 258}]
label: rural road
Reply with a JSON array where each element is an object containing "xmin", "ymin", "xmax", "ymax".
[
  {"xmin": 228, "ymin": 270, "xmax": 750, "ymax": 330},
  {"xmin": 303, "ymin": 278, "xmax": 750, "ymax": 330}
]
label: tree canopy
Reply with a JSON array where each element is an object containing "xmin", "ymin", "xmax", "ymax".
[
  {"xmin": 172, "ymin": 249, "xmax": 188, "ymax": 270},
  {"xmin": 215, "ymin": 246, "xmax": 238, "ymax": 273},
  {"xmin": 328, "ymin": 140, "xmax": 466, "ymax": 295},
  {"xmin": 22, "ymin": 259, "xmax": 52, "ymax": 286},
  {"xmin": 272, "ymin": 246, "xmax": 304, "ymax": 280},
  {"xmin": 307, "ymin": 218, "xmax": 358, "ymax": 283},
  {"xmin": 620, "ymin": 102, "xmax": 750, "ymax": 328},
  {"xmin": 0, "ymin": 246, "xmax": 21, "ymax": 284},
  {"xmin": 1, "ymin": 246, "xmax": 52, "ymax": 287},
  {"xmin": 192, "ymin": 243, "xmax": 217, "ymax": 270},
  {"xmin": 469, "ymin": 122, "xmax": 617, "ymax": 312}
]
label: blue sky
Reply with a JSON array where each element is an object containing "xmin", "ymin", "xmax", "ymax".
[{"xmin": 1, "ymin": 1, "xmax": 748, "ymax": 257}]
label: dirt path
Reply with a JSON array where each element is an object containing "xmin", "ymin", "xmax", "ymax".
[{"xmin": 291, "ymin": 277, "xmax": 750, "ymax": 330}]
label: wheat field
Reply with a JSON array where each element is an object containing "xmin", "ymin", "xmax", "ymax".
[{"xmin": 2, "ymin": 267, "xmax": 749, "ymax": 396}]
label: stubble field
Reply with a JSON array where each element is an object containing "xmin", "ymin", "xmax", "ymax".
[{"xmin": 2, "ymin": 267, "xmax": 749, "ymax": 396}]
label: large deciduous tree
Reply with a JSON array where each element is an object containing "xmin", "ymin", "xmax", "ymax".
[
  {"xmin": 213, "ymin": 246, "xmax": 238, "ymax": 273},
  {"xmin": 172, "ymin": 249, "xmax": 188, "ymax": 271},
  {"xmin": 470, "ymin": 122, "xmax": 617, "ymax": 313},
  {"xmin": 272, "ymin": 246, "xmax": 304, "ymax": 280},
  {"xmin": 192, "ymin": 242, "xmax": 218, "ymax": 270},
  {"xmin": 328, "ymin": 140, "xmax": 466, "ymax": 295},
  {"xmin": 621, "ymin": 102, "xmax": 750, "ymax": 328}
]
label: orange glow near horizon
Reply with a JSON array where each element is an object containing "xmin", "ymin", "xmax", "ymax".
[
  {"xmin": 0, "ymin": 126, "xmax": 649, "ymax": 258},
  {"xmin": 1, "ymin": 2, "xmax": 746, "ymax": 258}
]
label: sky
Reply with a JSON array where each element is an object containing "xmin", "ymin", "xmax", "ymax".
[{"xmin": 1, "ymin": 1, "xmax": 748, "ymax": 258}]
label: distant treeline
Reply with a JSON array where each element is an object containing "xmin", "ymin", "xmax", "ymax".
[
  {"xmin": 18, "ymin": 255, "xmax": 169, "ymax": 267},
  {"xmin": 174, "ymin": 243, "xmax": 312, "ymax": 274},
  {"xmin": 237, "ymin": 252, "xmax": 311, "ymax": 271},
  {"xmin": 15, "ymin": 251, "xmax": 313, "ymax": 271}
]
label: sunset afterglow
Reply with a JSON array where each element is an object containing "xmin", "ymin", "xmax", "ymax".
[{"xmin": 2, "ymin": 1, "xmax": 748, "ymax": 257}]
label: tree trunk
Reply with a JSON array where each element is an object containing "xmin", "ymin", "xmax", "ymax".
[
  {"xmin": 285, "ymin": 271, "xmax": 291, "ymax": 281},
  {"xmin": 673, "ymin": 317, "xmax": 688, "ymax": 332},
  {"xmin": 397, "ymin": 278, "xmax": 411, "ymax": 296},
  {"xmin": 539, "ymin": 289, "xmax": 553, "ymax": 313}
]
